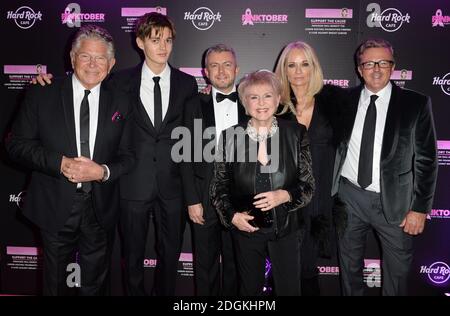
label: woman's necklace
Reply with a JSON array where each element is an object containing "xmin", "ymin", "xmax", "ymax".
[
  {"xmin": 295, "ymin": 97, "xmax": 314, "ymax": 118},
  {"xmin": 246, "ymin": 117, "xmax": 278, "ymax": 142}
]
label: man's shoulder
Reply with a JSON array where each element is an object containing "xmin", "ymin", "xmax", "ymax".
[
  {"xmin": 107, "ymin": 64, "xmax": 140, "ymax": 87},
  {"xmin": 170, "ymin": 66, "xmax": 197, "ymax": 86},
  {"xmin": 397, "ymin": 86, "xmax": 428, "ymax": 102},
  {"xmin": 27, "ymin": 76, "xmax": 68, "ymax": 97}
]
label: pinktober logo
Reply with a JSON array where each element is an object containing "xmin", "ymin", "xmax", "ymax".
[
  {"xmin": 242, "ymin": 8, "xmax": 288, "ymax": 25},
  {"xmin": 420, "ymin": 262, "xmax": 450, "ymax": 285},
  {"xmin": 427, "ymin": 209, "xmax": 450, "ymax": 220},
  {"xmin": 432, "ymin": 9, "xmax": 450, "ymax": 27},
  {"xmin": 323, "ymin": 79, "xmax": 349, "ymax": 88},
  {"xmin": 61, "ymin": 3, "xmax": 105, "ymax": 28},
  {"xmin": 318, "ymin": 266, "xmax": 340, "ymax": 275},
  {"xmin": 144, "ymin": 252, "xmax": 192, "ymax": 268}
]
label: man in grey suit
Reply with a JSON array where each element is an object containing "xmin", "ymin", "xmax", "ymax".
[{"xmin": 332, "ymin": 38, "xmax": 438, "ymax": 296}]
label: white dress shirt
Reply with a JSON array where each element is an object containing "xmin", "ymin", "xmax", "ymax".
[
  {"xmin": 72, "ymin": 74, "xmax": 100, "ymax": 159},
  {"xmin": 140, "ymin": 62, "xmax": 171, "ymax": 125},
  {"xmin": 72, "ymin": 74, "xmax": 101, "ymax": 187},
  {"xmin": 212, "ymin": 86, "xmax": 239, "ymax": 146},
  {"xmin": 341, "ymin": 82, "xmax": 392, "ymax": 192}
]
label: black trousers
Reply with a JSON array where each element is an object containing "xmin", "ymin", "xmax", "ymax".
[
  {"xmin": 41, "ymin": 191, "xmax": 114, "ymax": 296},
  {"xmin": 232, "ymin": 229, "xmax": 301, "ymax": 296},
  {"xmin": 337, "ymin": 177, "xmax": 413, "ymax": 296},
  {"xmin": 120, "ymin": 197, "xmax": 185, "ymax": 296},
  {"xmin": 191, "ymin": 218, "xmax": 238, "ymax": 296},
  {"xmin": 299, "ymin": 214, "xmax": 321, "ymax": 296}
]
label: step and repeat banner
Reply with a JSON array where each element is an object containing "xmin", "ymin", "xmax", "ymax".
[{"xmin": 1, "ymin": 0, "xmax": 449, "ymax": 295}]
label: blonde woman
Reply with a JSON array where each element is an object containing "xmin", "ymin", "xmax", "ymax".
[{"xmin": 275, "ymin": 41, "xmax": 345, "ymax": 295}]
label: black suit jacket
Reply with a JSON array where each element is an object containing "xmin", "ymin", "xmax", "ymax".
[
  {"xmin": 6, "ymin": 76, "xmax": 135, "ymax": 233},
  {"xmin": 180, "ymin": 93, "xmax": 247, "ymax": 221},
  {"xmin": 110, "ymin": 64, "xmax": 198, "ymax": 201},
  {"xmin": 332, "ymin": 82, "xmax": 438, "ymax": 224}
]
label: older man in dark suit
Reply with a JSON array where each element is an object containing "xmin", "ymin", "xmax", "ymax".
[
  {"xmin": 332, "ymin": 38, "xmax": 438, "ymax": 296},
  {"xmin": 6, "ymin": 25, "xmax": 135, "ymax": 295}
]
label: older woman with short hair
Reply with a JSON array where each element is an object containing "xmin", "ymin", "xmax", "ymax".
[{"xmin": 210, "ymin": 70, "xmax": 314, "ymax": 296}]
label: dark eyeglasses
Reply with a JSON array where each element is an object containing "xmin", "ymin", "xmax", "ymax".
[{"xmin": 360, "ymin": 60, "xmax": 394, "ymax": 70}]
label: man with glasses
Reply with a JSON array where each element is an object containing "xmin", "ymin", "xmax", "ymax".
[
  {"xmin": 6, "ymin": 25, "xmax": 135, "ymax": 295},
  {"xmin": 332, "ymin": 38, "xmax": 437, "ymax": 295},
  {"xmin": 32, "ymin": 13, "xmax": 197, "ymax": 296}
]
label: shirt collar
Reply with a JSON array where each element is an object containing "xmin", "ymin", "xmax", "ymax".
[
  {"xmin": 142, "ymin": 62, "xmax": 171, "ymax": 82},
  {"xmin": 361, "ymin": 81, "xmax": 392, "ymax": 106},
  {"xmin": 72, "ymin": 74, "xmax": 100, "ymax": 97}
]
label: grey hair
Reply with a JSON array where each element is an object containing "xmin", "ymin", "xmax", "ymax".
[
  {"xmin": 70, "ymin": 24, "xmax": 115, "ymax": 60},
  {"xmin": 356, "ymin": 38, "xmax": 394, "ymax": 65},
  {"xmin": 205, "ymin": 43, "xmax": 237, "ymax": 66}
]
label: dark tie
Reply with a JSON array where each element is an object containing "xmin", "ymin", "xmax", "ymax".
[
  {"xmin": 358, "ymin": 94, "xmax": 378, "ymax": 189},
  {"xmin": 80, "ymin": 89, "xmax": 91, "ymax": 193},
  {"xmin": 216, "ymin": 91, "xmax": 238, "ymax": 103},
  {"xmin": 153, "ymin": 76, "xmax": 162, "ymax": 130}
]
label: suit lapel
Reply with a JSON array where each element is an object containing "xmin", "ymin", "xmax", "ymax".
[
  {"xmin": 380, "ymin": 83, "xmax": 401, "ymax": 163},
  {"xmin": 131, "ymin": 64, "xmax": 157, "ymax": 135},
  {"xmin": 344, "ymin": 85, "xmax": 363, "ymax": 143},
  {"xmin": 201, "ymin": 94, "xmax": 215, "ymax": 128},
  {"xmin": 61, "ymin": 76, "xmax": 78, "ymax": 156},
  {"xmin": 237, "ymin": 99, "xmax": 247, "ymax": 123},
  {"xmin": 92, "ymin": 83, "xmax": 110, "ymax": 160},
  {"xmin": 160, "ymin": 66, "xmax": 179, "ymax": 133}
]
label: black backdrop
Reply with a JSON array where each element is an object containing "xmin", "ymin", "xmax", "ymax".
[{"xmin": 1, "ymin": 0, "xmax": 449, "ymax": 295}]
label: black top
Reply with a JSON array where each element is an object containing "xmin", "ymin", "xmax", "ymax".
[
  {"xmin": 278, "ymin": 84, "xmax": 344, "ymax": 255},
  {"xmin": 251, "ymin": 161, "xmax": 275, "ymax": 232}
]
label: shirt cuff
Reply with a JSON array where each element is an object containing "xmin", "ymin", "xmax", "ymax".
[{"xmin": 102, "ymin": 164, "xmax": 110, "ymax": 182}]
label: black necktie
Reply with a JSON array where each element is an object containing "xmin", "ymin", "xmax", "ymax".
[
  {"xmin": 153, "ymin": 76, "xmax": 162, "ymax": 130},
  {"xmin": 80, "ymin": 89, "xmax": 91, "ymax": 193},
  {"xmin": 216, "ymin": 91, "xmax": 238, "ymax": 103},
  {"xmin": 358, "ymin": 94, "xmax": 378, "ymax": 189}
]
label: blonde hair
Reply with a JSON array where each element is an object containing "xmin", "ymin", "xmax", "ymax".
[{"xmin": 274, "ymin": 41, "xmax": 323, "ymax": 115}]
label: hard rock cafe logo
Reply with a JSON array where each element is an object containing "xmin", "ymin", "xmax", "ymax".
[
  {"xmin": 9, "ymin": 191, "xmax": 26, "ymax": 209},
  {"xmin": 6, "ymin": 6, "xmax": 43, "ymax": 29},
  {"xmin": 366, "ymin": 3, "xmax": 410, "ymax": 32},
  {"xmin": 184, "ymin": 7, "xmax": 221, "ymax": 31},
  {"xmin": 420, "ymin": 262, "xmax": 450, "ymax": 285},
  {"xmin": 432, "ymin": 72, "xmax": 450, "ymax": 96}
]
